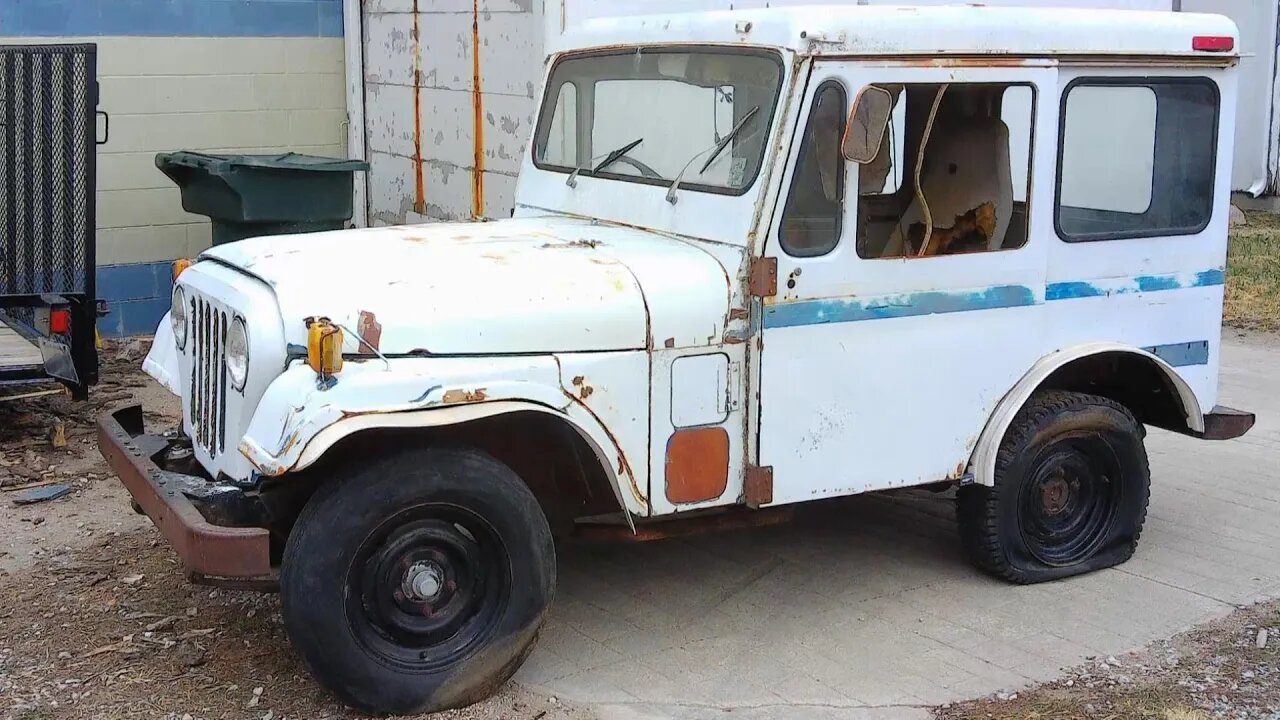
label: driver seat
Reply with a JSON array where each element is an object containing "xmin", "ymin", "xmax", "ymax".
[{"xmin": 883, "ymin": 115, "xmax": 1013, "ymax": 257}]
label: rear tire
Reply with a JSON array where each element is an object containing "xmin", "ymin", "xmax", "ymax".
[
  {"xmin": 280, "ymin": 446, "xmax": 555, "ymax": 715},
  {"xmin": 957, "ymin": 391, "xmax": 1150, "ymax": 584}
]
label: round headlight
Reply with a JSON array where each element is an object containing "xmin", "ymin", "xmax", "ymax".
[
  {"xmin": 171, "ymin": 286, "xmax": 188, "ymax": 350},
  {"xmin": 227, "ymin": 317, "xmax": 249, "ymax": 391}
]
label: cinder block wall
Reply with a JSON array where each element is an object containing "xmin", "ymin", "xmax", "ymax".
[{"xmin": 0, "ymin": 0, "xmax": 349, "ymax": 336}]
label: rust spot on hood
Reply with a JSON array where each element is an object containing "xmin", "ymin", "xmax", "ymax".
[
  {"xmin": 442, "ymin": 388, "xmax": 488, "ymax": 404},
  {"xmin": 728, "ymin": 308, "xmax": 750, "ymax": 321},
  {"xmin": 542, "ymin": 239, "xmax": 601, "ymax": 250},
  {"xmin": 356, "ymin": 311, "xmax": 383, "ymax": 352}
]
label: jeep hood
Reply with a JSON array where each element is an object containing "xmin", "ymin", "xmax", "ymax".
[{"xmin": 198, "ymin": 216, "xmax": 735, "ymax": 355}]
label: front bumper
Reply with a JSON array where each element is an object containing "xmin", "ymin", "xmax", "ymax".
[{"xmin": 97, "ymin": 405, "xmax": 273, "ymax": 582}]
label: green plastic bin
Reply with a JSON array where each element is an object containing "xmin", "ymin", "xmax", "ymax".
[{"xmin": 155, "ymin": 151, "xmax": 369, "ymax": 245}]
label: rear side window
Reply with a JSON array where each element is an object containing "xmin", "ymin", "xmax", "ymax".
[{"xmin": 1056, "ymin": 78, "xmax": 1218, "ymax": 241}]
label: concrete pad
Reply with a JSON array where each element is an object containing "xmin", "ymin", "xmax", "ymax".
[{"xmin": 515, "ymin": 336, "xmax": 1280, "ymax": 717}]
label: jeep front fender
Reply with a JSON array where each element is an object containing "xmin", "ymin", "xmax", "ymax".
[{"xmin": 237, "ymin": 356, "xmax": 647, "ymax": 518}]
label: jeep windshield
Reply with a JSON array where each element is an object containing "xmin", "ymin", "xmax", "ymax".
[{"xmin": 532, "ymin": 47, "xmax": 785, "ymax": 196}]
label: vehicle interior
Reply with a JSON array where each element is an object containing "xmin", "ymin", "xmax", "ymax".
[
  {"xmin": 858, "ymin": 82, "xmax": 1033, "ymax": 259},
  {"xmin": 780, "ymin": 81, "xmax": 1035, "ymax": 259}
]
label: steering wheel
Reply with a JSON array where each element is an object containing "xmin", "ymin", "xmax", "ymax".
[{"xmin": 610, "ymin": 155, "xmax": 663, "ymax": 179}]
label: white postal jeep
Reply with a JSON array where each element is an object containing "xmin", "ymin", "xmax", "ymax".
[{"xmin": 100, "ymin": 4, "xmax": 1256, "ymax": 715}]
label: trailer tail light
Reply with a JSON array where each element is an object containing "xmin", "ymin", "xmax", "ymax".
[
  {"xmin": 1192, "ymin": 35, "xmax": 1234, "ymax": 52},
  {"xmin": 50, "ymin": 307, "xmax": 71, "ymax": 334}
]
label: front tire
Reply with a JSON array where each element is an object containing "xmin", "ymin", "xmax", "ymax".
[
  {"xmin": 958, "ymin": 391, "xmax": 1150, "ymax": 584},
  {"xmin": 280, "ymin": 446, "xmax": 555, "ymax": 715}
]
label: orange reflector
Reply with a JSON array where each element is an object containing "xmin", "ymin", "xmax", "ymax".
[
  {"xmin": 173, "ymin": 258, "xmax": 193, "ymax": 279},
  {"xmin": 50, "ymin": 308, "xmax": 71, "ymax": 334},
  {"xmin": 665, "ymin": 427, "xmax": 730, "ymax": 504},
  {"xmin": 1192, "ymin": 35, "xmax": 1233, "ymax": 52}
]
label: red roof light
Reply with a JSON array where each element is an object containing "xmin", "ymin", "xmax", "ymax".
[{"xmin": 1192, "ymin": 35, "xmax": 1234, "ymax": 52}]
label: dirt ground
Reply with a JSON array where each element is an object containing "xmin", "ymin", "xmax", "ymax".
[{"xmin": 0, "ymin": 340, "xmax": 592, "ymax": 720}]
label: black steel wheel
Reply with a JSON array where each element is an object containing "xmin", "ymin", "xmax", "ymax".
[
  {"xmin": 1018, "ymin": 443, "xmax": 1122, "ymax": 567},
  {"xmin": 281, "ymin": 447, "xmax": 555, "ymax": 715},
  {"xmin": 348, "ymin": 506, "xmax": 510, "ymax": 671},
  {"xmin": 958, "ymin": 391, "xmax": 1150, "ymax": 584}
]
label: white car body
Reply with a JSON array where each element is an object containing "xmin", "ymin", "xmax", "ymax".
[{"xmin": 149, "ymin": 4, "xmax": 1241, "ymax": 525}]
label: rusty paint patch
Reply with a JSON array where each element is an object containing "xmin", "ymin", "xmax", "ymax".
[
  {"xmin": 411, "ymin": 0, "xmax": 425, "ymax": 215},
  {"xmin": 562, "ymin": 390, "xmax": 643, "ymax": 509},
  {"xmin": 356, "ymin": 311, "xmax": 383, "ymax": 353},
  {"xmin": 744, "ymin": 465, "xmax": 773, "ymax": 508},
  {"xmin": 748, "ymin": 256, "xmax": 778, "ymax": 298},
  {"xmin": 663, "ymin": 337, "xmax": 675, "ymax": 349},
  {"xmin": 574, "ymin": 506, "xmax": 795, "ymax": 543},
  {"xmin": 728, "ymin": 308, "xmax": 750, "ymax": 321},
  {"xmin": 470, "ymin": 0, "xmax": 485, "ymax": 219},
  {"xmin": 723, "ymin": 335, "xmax": 745, "ymax": 345},
  {"xmin": 579, "ymin": 385, "xmax": 594, "ymax": 399},
  {"xmin": 278, "ymin": 430, "xmax": 303, "ymax": 457},
  {"xmin": 571, "ymin": 375, "xmax": 584, "ymax": 386},
  {"xmin": 442, "ymin": 388, "xmax": 489, "ymax": 404},
  {"xmin": 542, "ymin": 238, "xmax": 601, "ymax": 250}
]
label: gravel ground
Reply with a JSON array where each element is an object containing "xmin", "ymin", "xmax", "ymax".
[{"xmin": 935, "ymin": 600, "xmax": 1280, "ymax": 720}]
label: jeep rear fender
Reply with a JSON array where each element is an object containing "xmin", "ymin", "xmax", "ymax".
[{"xmin": 968, "ymin": 342, "xmax": 1204, "ymax": 487}]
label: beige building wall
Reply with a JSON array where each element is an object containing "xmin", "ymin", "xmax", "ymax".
[{"xmin": 0, "ymin": 36, "xmax": 349, "ymax": 265}]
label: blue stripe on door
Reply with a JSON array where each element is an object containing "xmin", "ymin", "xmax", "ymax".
[
  {"xmin": 764, "ymin": 269, "xmax": 1226, "ymax": 329},
  {"xmin": 763, "ymin": 285, "xmax": 1036, "ymax": 329}
]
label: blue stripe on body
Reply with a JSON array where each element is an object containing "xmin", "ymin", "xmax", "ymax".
[
  {"xmin": 0, "ymin": 0, "xmax": 343, "ymax": 38},
  {"xmin": 1143, "ymin": 341, "xmax": 1210, "ymax": 367},
  {"xmin": 764, "ymin": 269, "xmax": 1226, "ymax": 330},
  {"xmin": 1045, "ymin": 269, "xmax": 1224, "ymax": 301},
  {"xmin": 763, "ymin": 284, "xmax": 1036, "ymax": 330}
]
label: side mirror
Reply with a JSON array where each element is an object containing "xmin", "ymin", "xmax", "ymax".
[{"xmin": 842, "ymin": 86, "xmax": 893, "ymax": 164}]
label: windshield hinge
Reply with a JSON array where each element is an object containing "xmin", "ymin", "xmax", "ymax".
[
  {"xmin": 748, "ymin": 256, "xmax": 777, "ymax": 298},
  {"xmin": 744, "ymin": 465, "xmax": 773, "ymax": 509}
]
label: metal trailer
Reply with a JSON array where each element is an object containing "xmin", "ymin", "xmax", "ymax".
[{"xmin": 0, "ymin": 43, "xmax": 102, "ymax": 400}]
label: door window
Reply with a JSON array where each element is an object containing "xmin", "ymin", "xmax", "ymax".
[
  {"xmin": 855, "ymin": 83, "xmax": 1036, "ymax": 259},
  {"xmin": 779, "ymin": 82, "xmax": 847, "ymax": 257}
]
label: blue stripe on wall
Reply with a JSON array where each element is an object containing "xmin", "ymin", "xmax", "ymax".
[
  {"xmin": 97, "ymin": 261, "xmax": 173, "ymax": 337},
  {"xmin": 0, "ymin": 0, "xmax": 343, "ymax": 38}
]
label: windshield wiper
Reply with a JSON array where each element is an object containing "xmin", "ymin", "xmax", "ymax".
[
  {"xmin": 665, "ymin": 105, "xmax": 760, "ymax": 205},
  {"xmin": 565, "ymin": 137, "xmax": 644, "ymax": 188}
]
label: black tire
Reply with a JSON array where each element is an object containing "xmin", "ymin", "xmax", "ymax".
[
  {"xmin": 957, "ymin": 391, "xmax": 1150, "ymax": 584},
  {"xmin": 280, "ymin": 446, "xmax": 555, "ymax": 715}
]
